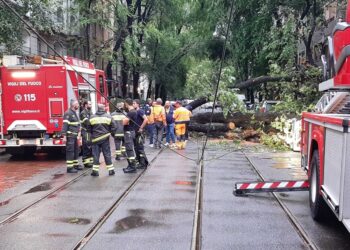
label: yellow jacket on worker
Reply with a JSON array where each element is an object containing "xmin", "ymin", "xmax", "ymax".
[
  {"xmin": 151, "ymin": 105, "xmax": 166, "ymax": 124},
  {"xmin": 173, "ymin": 106, "xmax": 191, "ymax": 149}
]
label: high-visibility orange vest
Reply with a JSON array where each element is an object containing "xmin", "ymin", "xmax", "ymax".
[{"xmin": 174, "ymin": 107, "xmax": 191, "ymax": 123}]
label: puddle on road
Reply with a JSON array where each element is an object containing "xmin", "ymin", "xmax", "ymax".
[
  {"xmin": 112, "ymin": 216, "xmax": 151, "ymax": 233},
  {"xmin": 24, "ymin": 182, "xmax": 52, "ymax": 194},
  {"xmin": 174, "ymin": 180, "xmax": 196, "ymax": 186},
  {"xmin": 52, "ymin": 173, "xmax": 65, "ymax": 180},
  {"xmin": 0, "ymin": 198, "xmax": 11, "ymax": 207},
  {"xmin": 58, "ymin": 217, "xmax": 91, "ymax": 225},
  {"xmin": 279, "ymin": 193, "xmax": 289, "ymax": 198}
]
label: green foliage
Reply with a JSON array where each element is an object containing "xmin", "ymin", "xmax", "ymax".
[
  {"xmin": 260, "ymin": 133, "xmax": 290, "ymax": 151},
  {"xmin": 185, "ymin": 59, "xmax": 244, "ymax": 116},
  {"xmin": 0, "ymin": 0, "xmax": 59, "ymax": 55}
]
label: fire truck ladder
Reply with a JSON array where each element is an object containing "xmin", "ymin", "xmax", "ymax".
[
  {"xmin": 315, "ymin": 91, "xmax": 350, "ymax": 114},
  {"xmin": 234, "ymin": 180, "xmax": 309, "ymax": 196}
]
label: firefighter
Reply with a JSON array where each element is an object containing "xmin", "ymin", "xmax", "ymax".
[
  {"xmin": 173, "ymin": 100, "xmax": 191, "ymax": 150},
  {"xmin": 111, "ymin": 102, "xmax": 125, "ymax": 161},
  {"xmin": 123, "ymin": 98, "xmax": 138, "ymax": 173},
  {"xmin": 88, "ymin": 103, "xmax": 116, "ymax": 177},
  {"xmin": 62, "ymin": 99, "xmax": 83, "ymax": 173},
  {"xmin": 133, "ymin": 99, "xmax": 149, "ymax": 169},
  {"xmin": 80, "ymin": 100, "xmax": 93, "ymax": 168}
]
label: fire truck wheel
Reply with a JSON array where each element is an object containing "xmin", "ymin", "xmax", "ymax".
[{"xmin": 309, "ymin": 149, "xmax": 328, "ymax": 221}]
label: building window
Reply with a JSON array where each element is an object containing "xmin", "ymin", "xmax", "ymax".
[{"xmin": 56, "ymin": 7, "xmax": 63, "ymax": 23}]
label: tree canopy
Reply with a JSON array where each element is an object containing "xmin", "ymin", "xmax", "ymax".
[{"xmin": 1, "ymin": 0, "xmax": 347, "ymax": 113}]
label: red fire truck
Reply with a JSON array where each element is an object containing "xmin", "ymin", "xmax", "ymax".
[
  {"xmin": 235, "ymin": 1, "xmax": 350, "ymax": 232},
  {"xmin": 0, "ymin": 55, "xmax": 109, "ymax": 155}
]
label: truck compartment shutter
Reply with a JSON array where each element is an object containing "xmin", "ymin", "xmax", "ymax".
[{"xmin": 49, "ymin": 98, "xmax": 63, "ymax": 117}]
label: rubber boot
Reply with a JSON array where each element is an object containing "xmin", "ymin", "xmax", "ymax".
[
  {"xmin": 136, "ymin": 157, "xmax": 148, "ymax": 169},
  {"xmin": 67, "ymin": 167, "xmax": 78, "ymax": 173},
  {"xmin": 74, "ymin": 165, "xmax": 84, "ymax": 171},
  {"xmin": 91, "ymin": 170, "xmax": 99, "ymax": 176},
  {"xmin": 109, "ymin": 170, "xmax": 115, "ymax": 176},
  {"xmin": 84, "ymin": 163, "xmax": 93, "ymax": 168},
  {"xmin": 123, "ymin": 160, "xmax": 137, "ymax": 173},
  {"xmin": 115, "ymin": 155, "xmax": 121, "ymax": 161}
]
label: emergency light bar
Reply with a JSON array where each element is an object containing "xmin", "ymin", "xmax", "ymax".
[{"xmin": 11, "ymin": 71, "xmax": 36, "ymax": 78}]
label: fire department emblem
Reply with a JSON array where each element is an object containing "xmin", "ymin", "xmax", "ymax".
[{"xmin": 14, "ymin": 94, "xmax": 22, "ymax": 102}]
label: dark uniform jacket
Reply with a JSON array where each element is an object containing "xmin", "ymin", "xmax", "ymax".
[
  {"xmin": 62, "ymin": 108, "xmax": 80, "ymax": 137},
  {"xmin": 87, "ymin": 111, "xmax": 116, "ymax": 144},
  {"xmin": 111, "ymin": 110, "xmax": 124, "ymax": 137},
  {"xmin": 80, "ymin": 108, "xmax": 91, "ymax": 130}
]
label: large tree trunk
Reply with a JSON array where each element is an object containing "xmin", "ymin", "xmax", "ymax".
[
  {"xmin": 121, "ymin": 50, "xmax": 129, "ymax": 97},
  {"xmin": 191, "ymin": 111, "xmax": 297, "ymax": 129},
  {"xmin": 233, "ymin": 75, "xmax": 293, "ymax": 89},
  {"xmin": 185, "ymin": 97, "xmax": 208, "ymax": 111},
  {"xmin": 188, "ymin": 122, "xmax": 235, "ymax": 133}
]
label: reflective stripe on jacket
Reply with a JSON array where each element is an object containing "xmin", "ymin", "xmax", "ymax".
[
  {"xmin": 62, "ymin": 108, "xmax": 80, "ymax": 137},
  {"xmin": 80, "ymin": 108, "xmax": 91, "ymax": 130},
  {"xmin": 88, "ymin": 111, "xmax": 116, "ymax": 143},
  {"xmin": 111, "ymin": 111, "xmax": 125, "ymax": 137}
]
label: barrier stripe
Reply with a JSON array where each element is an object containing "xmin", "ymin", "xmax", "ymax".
[{"xmin": 235, "ymin": 180, "xmax": 309, "ymax": 194}]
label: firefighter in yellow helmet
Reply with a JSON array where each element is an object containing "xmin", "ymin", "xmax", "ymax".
[{"xmin": 173, "ymin": 100, "xmax": 191, "ymax": 149}]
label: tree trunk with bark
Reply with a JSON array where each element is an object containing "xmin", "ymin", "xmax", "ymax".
[
  {"xmin": 191, "ymin": 111, "xmax": 297, "ymax": 130},
  {"xmin": 185, "ymin": 97, "xmax": 208, "ymax": 111}
]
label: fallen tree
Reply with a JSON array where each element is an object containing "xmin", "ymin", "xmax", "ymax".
[
  {"xmin": 191, "ymin": 111, "xmax": 293, "ymax": 128},
  {"xmin": 232, "ymin": 75, "xmax": 293, "ymax": 89},
  {"xmin": 188, "ymin": 122, "xmax": 235, "ymax": 133},
  {"xmin": 185, "ymin": 97, "xmax": 208, "ymax": 111}
]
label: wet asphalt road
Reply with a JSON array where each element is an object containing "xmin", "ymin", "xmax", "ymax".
[
  {"xmin": 245, "ymin": 151, "xmax": 350, "ymax": 249},
  {"xmin": 0, "ymin": 142, "xmax": 349, "ymax": 249}
]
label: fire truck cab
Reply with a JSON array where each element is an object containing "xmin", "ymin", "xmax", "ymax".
[{"xmin": 0, "ymin": 55, "xmax": 109, "ymax": 155}]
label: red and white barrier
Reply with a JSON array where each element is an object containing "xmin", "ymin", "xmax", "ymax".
[{"xmin": 234, "ymin": 180, "xmax": 309, "ymax": 195}]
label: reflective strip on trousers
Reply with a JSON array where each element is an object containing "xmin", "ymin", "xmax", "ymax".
[
  {"xmin": 83, "ymin": 158, "xmax": 91, "ymax": 164},
  {"xmin": 115, "ymin": 150, "xmax": 122, "ymax": 155},
  {"xmin": 92, "ymin": 165, "xmax": 99, "ymax": 171},
  {"xmin": 106, "ymin": 164, "xmax": 114, "ymax": 171}
]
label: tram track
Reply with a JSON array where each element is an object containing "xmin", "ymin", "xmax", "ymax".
[
  {"xmin": 242, "ymin": 151, "xmax": 318, "ymax": 250},
  {"xmin": 0, "ymin": 166, "xmax": 91, "ymax": 226},
  {"xmin": 73, "ymin": 148, "xmax": 164, "ymax": 250},
  {"xmin": 0, "ymin": 148, "xmax": 162, "ymax": 228}
]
